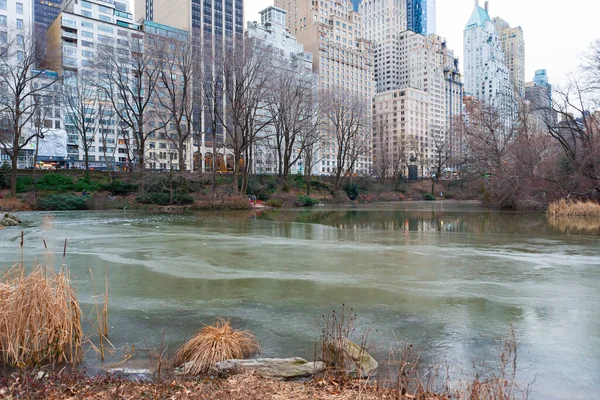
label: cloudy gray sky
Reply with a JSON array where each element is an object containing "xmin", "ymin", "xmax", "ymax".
[{"xmin": 245, "ymin": 0, "xmax": 599, "ymax": 85}]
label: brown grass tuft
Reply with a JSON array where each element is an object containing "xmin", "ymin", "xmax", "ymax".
[
  {"xmin": 0, "ymin": 263, "xmax": 83, "ymax": 367},
  {"xmin": 547, "ymin": 199, "xmax": 600, "ymax": 217},
  {"xmin": 0, "ymin": 197, "xmax": 32, "ymax": 212},
  {"xmin": 173, "ymin": 319, "xmax": 259, "ymax": 375}
]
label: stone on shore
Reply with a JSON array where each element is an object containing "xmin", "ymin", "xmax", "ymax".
[
  {"xmin": 213, "ymin": 357, "xmax": 326, "ymax": 381},
  {"xmin": 323, "ymin": 339, "xmax": 378, "ymax": 378},
  {"xmin": 1, "ymin": 213, "xmax": 22, "ymax": 227}
]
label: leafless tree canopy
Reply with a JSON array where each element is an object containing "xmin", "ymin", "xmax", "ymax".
[
  {"xmin": 321, "ymin": 89, "xmax": 370, "ymax": 189},
  {"xmin": 0, "ymin": 30, "xmax": 60, "ymax": 196}
]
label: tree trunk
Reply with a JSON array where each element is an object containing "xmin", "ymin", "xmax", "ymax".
[
  {"xmin": 84, "ymin": 148, "xmax": 90, "ymax": 178},
  {"xmin": 178, "ymin": 140, "xmax": 186, "ymax": 172},
  {"xmin": 10, "ymin": 155, "xmax": 17, "ymax": 198}
]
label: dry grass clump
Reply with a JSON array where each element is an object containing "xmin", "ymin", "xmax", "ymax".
[
  {"xmin": 173, "ymin": 319, "xmax": 259, "ymax": 375},
  {"xmin": 547, "ymin": 199, "xmax": 600, "ymax": 217},
  {"xmin": 0, "ymin": 263, "xmax": 83, "ymax": 367},
  {"xmin": 0, "ymin": 197, "xmax": 32, "ymax": 212}
]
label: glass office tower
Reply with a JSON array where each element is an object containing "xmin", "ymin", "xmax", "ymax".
[{"xmin": 406, "ymin": 0, "xmax": 436, "ymax": 36}]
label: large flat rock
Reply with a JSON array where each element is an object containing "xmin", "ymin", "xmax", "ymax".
[{"xmin": 214, "ymin": 357, "xmax": 325, "ymax": 380}]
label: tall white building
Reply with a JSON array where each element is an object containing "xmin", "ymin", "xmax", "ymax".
[
  {"xmin": 492, "ymin": 16, "xmax": 525, "ymax": 98},
  {"xmin": 246, "ymin": 6, "xmax": 315, "ymax": 175},
  {"xmin": 364, "ymin": 0, "xmax": 462, "ymax": 177},
  {"xmin": 47, "ymin": 0, "xmax": 142, "ymax": 169},
  {"xmin": 361, "ymin": 0, "xmax": 406, "ymax": 93},
  {"xmin": 464, "ymin": 1, "xmax": 513, "ymax": 114}
]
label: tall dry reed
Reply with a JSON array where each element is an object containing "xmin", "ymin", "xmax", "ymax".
[
  {"xmin": 547, "ymin": 199, "xmax": 600, "ymax": 217},
  {"xmin": 173, "ymin": 319, "xmax": 259, "ymax": 375},
  {"xmin": 0, "ymin": 263, "xmax": 83, "ymax": 367}
]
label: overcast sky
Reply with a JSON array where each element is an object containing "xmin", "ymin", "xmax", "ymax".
[{"xmin": 245, "ymin": 0, "xmax": 599, "ymax": 86}]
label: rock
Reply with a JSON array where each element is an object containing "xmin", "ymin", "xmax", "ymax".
[
  {"xmin": 0, "ymin": 219, "xmax": 7, "ymax": 227},
  {"xmin": 107, "ymin": 368, "xmax": 153, "ymax": 382},
  {"xmin": 4, "ymin": 218, "xmax": 17, "ymax": 226},
  {"xmin": 213, "ymin": 357, "xmax": 326, "ymax": 381},
  {"xmin": 323, "ymin": 339, "xmax": 378, "ymax": 378},
  {"xmin": 344, "ymin": 340, "xmax": 378, "ymax": 378}
]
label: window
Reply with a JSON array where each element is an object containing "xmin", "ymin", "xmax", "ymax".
[
  {"xmin": 16, "ymin": 51, "xmax": 23, "ymax": 62},
  {"xmin": 16, "ymin": 19, "xmax": 23, "ymax": 29},
  {"xmin": 81, "ymin": 0, "xmax": 92, "ymax": 8},
  {"xmin": 0, "ymin": 31, "xmax": 6, "ymax": 44},
  {"xmin": 81, "ymin": 11, "xmax": 92, "ymax": 18},
  {"xmin": 81, "ymin": 50, "xmax": 93, "ymax": 57},
  {"xmin": 0, "ymin": 15, "xmax": 5, "ymax": 26},
  {"xmin": 81, "ymin": 41, "xmax": 94, "ymax": 48},
  {"xmin": 99, "ymin": 15, "xmax": 111, "ymax": 22},
  {"xmin": 98, "ymin": 25, "xmax": 113, "ymax": 33},
  {"xmin": 81, "ymin": 31, "xmax": 93, "ymax": 38},
  {"xmin": 81, "ymin": 21, "xmax": 93, "ymax": 28},
  {"xmin": 0, "ymin": 0, "xmax": 6, "ymax": 10},
  {"xmin": 16, "ymin": 2, "xmax": 23, "ymax": 14},
  {"xmin": 16, "ymin": 35, "xmax": 23, "ymax": 46}
]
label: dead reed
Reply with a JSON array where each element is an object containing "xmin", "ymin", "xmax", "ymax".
[
  {"xmin": 0, "ymin": 263, "xmax": 83, "ymax": 367},
  {"xmin": 173, "ymin": 319, "xmax": 259, "ymax": 375},
  {"xmin": 547, "ymin": 199, "xmax": 600, "ymax": 217}
]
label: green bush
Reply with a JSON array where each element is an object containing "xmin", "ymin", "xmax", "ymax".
[
  {"xmin": 102, "ymin": 180, "xmax": 138, "ymax": 196},
  {"xmin": 297, "ymin": 195, "xmax": 319, "ymax": 207},
  {"xmin": 343, "ymin": 183, "xmax": 359, "ymax": 200},
  {"xmin": 422, "ymin": 193, "xmax": 436, "ymax": 201},
  {"xmin": 16, "ymin": 176, "xmax": 34, "ymax": 193},
  {"xmin": 36, "ymin": 194, "xmax": 88, "ymax": 210},
  {"xmin": 35, "ymin": 174, "xmax": 75, "ymax": 192},
  {"xmin": 137, "ymin": 192, "xmax": 194, "ymax": 205},
  {"xmin": 0, "ymin": 163, "xmax": 10, "ymax": 189},
  {"xmin": 265, "ymin": 198, "xmax": 283, "ymax": 208},
  {"xmin": 74, "ymin": 177, "xmax": 102, "ymax": 193}
]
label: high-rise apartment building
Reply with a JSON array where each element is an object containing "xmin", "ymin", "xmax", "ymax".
[
  {"xmin": 525, "ymin": 69, "xmax": 556, "ymax": 128},
  {"xmin": 464, "ymin": 1, "xmax": 513, "ymax": 115},
  {"xmin": 364, "ymin": 0, "xmax": 461, "ymax": 177},
  {"xmin": 406, "ymin": 0, "xmax": 436, "ymax": 36},
  {"xmin": 32, "ymin": 0, "xmax": 62, "ymax": 36},
  {"xmin": 247, "ymin": 6, "xmax": 314, "ymax": 175},
  {"xmin": 492, "ymin": 16, "xmax": 525, "ymax": 97},
  {"xmin": 133, "ymin": 0, "xmax": 243, "ymax": 171},
  {"xmin": 361, "ymin": 0, "xmax": 406, "ymax": 93},
  {"xmin": 274, "ymin": 0, "xmax": 373, "ymax": 176},
  {"xmin": 47, "ymin": 0, "xmax": 143, "ymax": 169}
]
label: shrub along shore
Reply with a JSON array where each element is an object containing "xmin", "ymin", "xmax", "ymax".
[{"xmin": 0, "ymin": 170, "xmax": 468, "ymax": 213}]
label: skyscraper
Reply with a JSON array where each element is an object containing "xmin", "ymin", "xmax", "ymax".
[
  {"xmin": 406, "ymin": 0, "xmax": 436, "ymax": 36},
  {"xmin": 492, "ymin": 17, "xmax": 525, "ymax": 97},
  {"xmin": 351, "ymin": 0, "xmax": 362, "ymax": 12},
  {"xmin": 525, "ymin": 70, "xmax": 556, "ymax": 127},
  {"xmin": 464, "ymin": 1, "xmax": 513, "ymax": 114},
  {"xmin": 33, "ymin": 0, "xmax": 62, "ymax": 36},
  {"xmin": 363, "ymin": 0, "xmax": 461, "ymax": 177},
  {"xmin": 274, "ymin": 0, "xmax": 374, "ymax": 176}
]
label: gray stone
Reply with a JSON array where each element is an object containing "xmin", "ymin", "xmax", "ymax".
[
  {"xmin": 107, "ymin": 368, "xmax": 153, "ymax": 381},
  {"xmin": 344, "ymin": 340, "xmax": 378, "ymax": 378},
  {"xmin": 213, "ymin": 357, "xmax": 326, "ymax": 380},
  {"xmin": 323, "ymin": 339, "xmax": 378, "ymax": 378},
  {"xmin": 4, "ymin": 218, "xmax": 18, "ymax": 226},
  {"xmin": 0, "ymin": 219, "xmax": 8, "ymax": 227}
]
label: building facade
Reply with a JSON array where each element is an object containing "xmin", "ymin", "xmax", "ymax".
[
  {"xmin": 246, "ymin": 6, "xmax": 314, "ymax": 175},
  {"xmin": 47, "ymin": 0, "xmax": 142, "ymax": 169},
  {"xmin": 274, "ymin": 0, "xmax": 373, "ymax": 176},
  {"xmin": 361, "ymin": 0, "xmax": 406, "ymax": 93},
  {"xmin": 463, "ymin": 0, "xmax": 514, "ymax": 116},
  {"xmin": 406, "ymin": 0, "xmax": 436, "ymax": 36},
  {"xmin": 33, "ymin": 0, "xmax": 61, "ymax": 36},
  {"xmin": 492, "ymin": 16, "xmax": 525, "ymax": 97},
  {"xmin": 525, "ymin": 69, "xmax": 556, "ymax": 128}
]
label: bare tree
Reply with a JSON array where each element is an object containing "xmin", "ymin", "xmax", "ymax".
[
  {"xmin": 321, "ymin": 89, "xmax": 370, "ymax": 190},
  {"xmin": 429, "ymin": 135, "xmax": 452, "ymax": 195},
  {"xmin": 0, "ymin": 31, "xmax": 60, "ymax": 196},
  {"xmin": 268, "ymin": 65, "xmax": 321, "ymax": 186},
  {"xmin": 154, "ymin": 36, "xmax": 199, "ymax": 172},
  {"xmin": 97, "ymin": 96, "xmax": 117, "ymax": 182},
  {"xmin": 62, "ymin": 74, "xmax": 97, "ymax": 176},
  {"xmin": 373, "ymin": 118, "xmax": 391, "ymax": 181},
  {"xmin": 214, "ymin": 37, "xmax": 273, "ymax": 195},
  {"xmin": 95, "ymin": 34, "xmax": 166, "ymax": 171}
]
